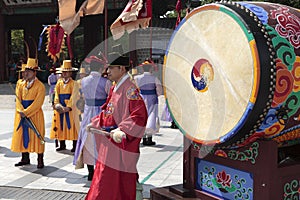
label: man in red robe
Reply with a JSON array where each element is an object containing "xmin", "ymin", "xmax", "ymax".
[{"xmin": 85, "ymin": 52, "xmax": 148, "ymax": 200}]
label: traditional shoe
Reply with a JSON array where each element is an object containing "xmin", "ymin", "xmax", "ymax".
[
  {"xmin": 15, "ymin": 152, "xmax": 30, "ymax": 166},
  {"xmin": 87, "ymin": 165, "xmax": 94, "ymax": 181},
  {"xmin": 71, "ymin": 140, "xmax": 77, "ymax": 152},
  {"xmin": 15, "ymin": 160, "xmax": 30, "ymax": 167},
  {"xmin": 170, "ymin": 121, "xmax": 179, "ymax": 129},
  {"xmin": 142, "ymin": 138, "xmax": 147, "ymax": 145},
  {"xmin": 56, "ymin": 146, "xmax": 66, "ymax": 151},
  {"xmin": 56, "ymin": 140, "xmax": 66, "ymax": 151},
  {"xmin": 37, "ymin": 163, "xmax": 44, "ymax": 169},
  {"xmin": 37, "ymin": 153, "xmax": 44, "ymax": 169},
  {"xmin": 88, "ymin": 172, "xmax": 94, "ymax": 181},
  {"xmin": 143, "ymin": 137, "xmax": 156, "ymax": 146}
]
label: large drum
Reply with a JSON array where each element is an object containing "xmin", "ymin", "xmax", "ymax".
[{"xmin": 164, "ymin": 1, "xmax": 300, "ymax": 148}]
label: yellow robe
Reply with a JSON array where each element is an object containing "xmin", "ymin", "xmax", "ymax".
[
  {"xmin": 50, "ymin": 78, "xmax": 80, "ymax": 140},
  {"xmin": 12, "ymin": 79, "xmax": 25, "ymax": 149},
  {"xmin": 11, "ymin": 78, "xmax": 46, "ymax": 153},
  {"xmin": 16, "ymin": 78, "xmax": 25, "ymax": 92}
]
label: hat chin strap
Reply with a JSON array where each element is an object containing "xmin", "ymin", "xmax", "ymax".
[
  {"xmin": 63, "ymin": 77, "xmax": 70, "ymax": 84},
  {"xmin": 26, "ymin": 77, "xmax": 37, "ymax": 89}
]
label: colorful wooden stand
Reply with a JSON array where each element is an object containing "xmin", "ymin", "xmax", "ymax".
[{"xmin": 150, "ymin": 138, "xmax": 300, "ymax": 200}]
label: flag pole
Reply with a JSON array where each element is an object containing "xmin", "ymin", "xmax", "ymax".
[
  {"xmin": 150, "ymin": 19, "xmax": 152, "ymax": 59},
  {"xmin": 104, "ymin": 0, "xmax": 108, "ymax": 57}
]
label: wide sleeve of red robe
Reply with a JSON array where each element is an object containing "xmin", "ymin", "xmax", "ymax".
[{"xmin": 86, "ymin": 76, "xmax": 148, "ymax": 200}]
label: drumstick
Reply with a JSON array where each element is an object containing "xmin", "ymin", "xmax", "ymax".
[{"xmin": 89, "ymin": 128, "xmax": 111, "ymax": 137}]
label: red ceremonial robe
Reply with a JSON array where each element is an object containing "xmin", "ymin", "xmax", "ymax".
[{"xmin": 86, "ymin": 75, "xmax": 147, "ymax": 200}]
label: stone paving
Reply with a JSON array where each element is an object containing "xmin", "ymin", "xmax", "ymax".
[{"xmin": 0, "ymin": 83, "xmax": 183, "ymax": 199}]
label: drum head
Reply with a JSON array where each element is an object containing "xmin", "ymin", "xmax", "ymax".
[{"xmin": 164, "ymin": 4, "xmax": 260, "ymax": 145}]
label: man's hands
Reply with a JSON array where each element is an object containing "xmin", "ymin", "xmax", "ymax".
[
  {"xmin": 19, "ymin": 112, "xmax": 25, "ymax": 118},
  {"xmin": 110, "ymin": 128, "xmax": 126, "ymax": 143},
  {"xmin": 86, "ymin": 123, "xmax": 94, "ymax": 133},
  {"xmin": 54, "ymin": 104, "xmax": 71, "ymax": 114}
]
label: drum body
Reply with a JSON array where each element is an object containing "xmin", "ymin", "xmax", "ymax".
[{"xmin": 163, "ymin": 1, "xmax": 300, "ymax": 148}]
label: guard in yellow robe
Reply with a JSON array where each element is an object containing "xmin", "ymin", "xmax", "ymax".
[
  {"xmin": 50, "ymin": 60, "xmax": 80, "ymax": 152},
  {"xmin": 11, "ymin": 58, "xmax": 46, "ymax": 169}
]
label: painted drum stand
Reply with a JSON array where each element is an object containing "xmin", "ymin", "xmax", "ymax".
[{"xmin": 151, "ymin": 1, "xmax": 300, "ymax": 200}]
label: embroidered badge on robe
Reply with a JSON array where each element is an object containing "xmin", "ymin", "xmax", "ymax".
[
  {"xmin": 104, "ymin": 102, "xmax": 114, "ymax": 116},
  {"xmin": 126, "ymin": 86, "xmax": 141, "ymax": 100}
]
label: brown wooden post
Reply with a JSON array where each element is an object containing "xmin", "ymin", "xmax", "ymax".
[
  {"xmin": 129, "ymin": 31, "xmax": 137, "ymax": 66},
  {"xmin": 0, "ymin": 14, "xmax": 6, "ymax": 82},
  {"xmin": 104, "ymin": 1, "xmax": 108, "ymax": 57}
]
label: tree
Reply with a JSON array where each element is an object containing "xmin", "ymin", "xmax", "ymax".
[{"xmin": 11, "ymin": 30, "xmax": 24, "ymax": 56}]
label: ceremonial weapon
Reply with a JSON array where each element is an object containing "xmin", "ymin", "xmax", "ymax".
[{"xmin": 16, "ymin": 116, "xmax": 45, "ymax": 144}]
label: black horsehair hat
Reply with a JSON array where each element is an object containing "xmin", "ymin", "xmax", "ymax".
[{"xmin": 108, "ymin": 52, "xmax": 130, "ymax": 67}]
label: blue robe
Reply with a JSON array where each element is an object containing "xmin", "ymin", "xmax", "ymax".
[
  {"xmin": 134, "ymin": 72, "xmax": 163, "ymax": 136},
  {"xmin": 73, "ymin": 72, "xmax": 111, "ymax": 167}
]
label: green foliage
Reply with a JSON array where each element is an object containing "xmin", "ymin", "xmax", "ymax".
[
  {"xmin": 11, "ymin": 29, "xmax": 24, "ymax": 56},
  {"xmin": 73, "ymin": 27, "xmax": 85, "ymax": 63}
]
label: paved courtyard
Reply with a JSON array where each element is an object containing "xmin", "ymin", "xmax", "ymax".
[{"xmin": 0, "ymin": 83, "xmax": 184, "ymax": 199}]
